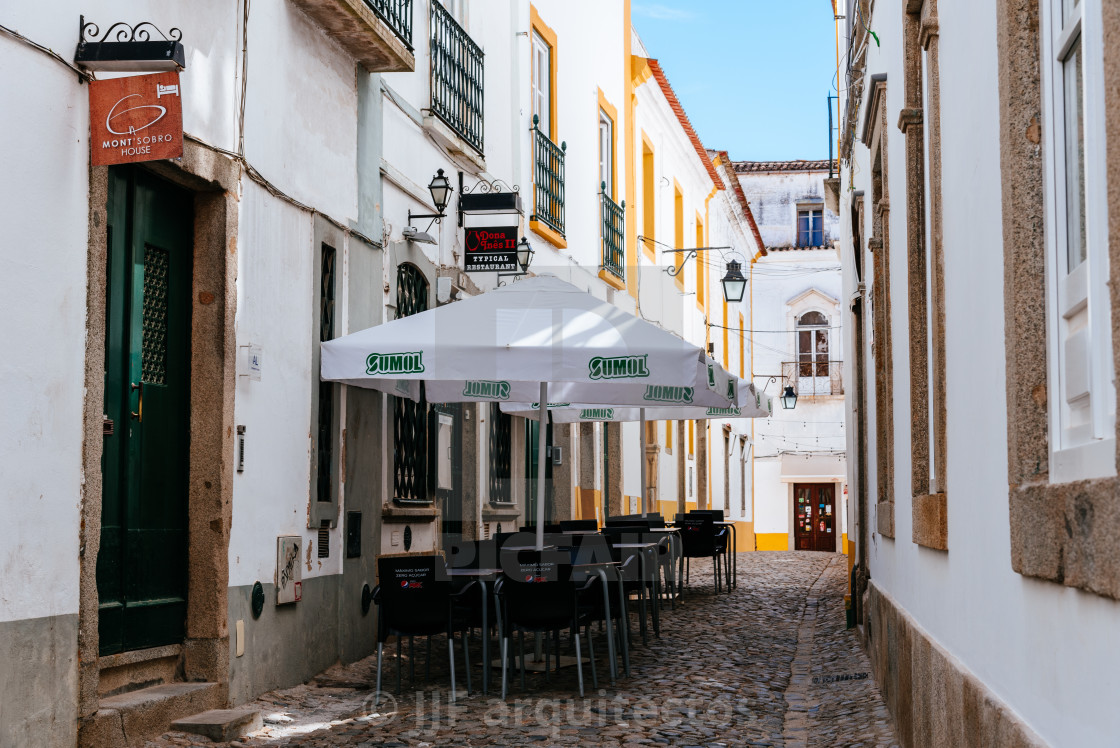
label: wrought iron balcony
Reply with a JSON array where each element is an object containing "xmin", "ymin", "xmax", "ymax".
[
  {"xmin": 429, "ymin": 0, "xmax": 484, "ymax": 154},
  {"xmin": 366, "ymin": 0, "xmax": 412, "ymax": 48},
  {"xmin": 531, "ymin": 116, "xmax": 566, "ymax": 236},
  {"xmin": 781, "ymin": 360, "xmax": 844, "ymax": 398},
  {"xmin": 601, "ymin": 185, "xmax": 626, "ymax": 281},
  {"xmin": 288, "ymin": 0, "xmax": 414, "ymax": 71}
]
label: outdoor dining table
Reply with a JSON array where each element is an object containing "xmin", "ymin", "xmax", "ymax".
[
  {"xmin": 610, "ymin": 541, "xmax": 662, "ymax": 642},
  {"xmin": 446, "ymin": 567, "xmax": 501, "ymax": 695}
]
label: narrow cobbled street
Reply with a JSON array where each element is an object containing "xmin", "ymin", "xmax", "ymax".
[{"xmin": 147, "ymin": 553, "xmax": 897, "ymax": 748}]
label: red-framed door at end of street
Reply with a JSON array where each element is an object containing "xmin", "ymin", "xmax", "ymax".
[{"xmin": 793, "ymin": 483, "xmax": 836, "ymax": 552}]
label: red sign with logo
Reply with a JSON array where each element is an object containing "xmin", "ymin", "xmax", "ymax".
[
  {"xmin": 89, "ymin": 71, "xmax": 183, "ymax": 166},
  {"xmin": 464, "ymin": 225, "xmax": 519, "ymax": 272}
]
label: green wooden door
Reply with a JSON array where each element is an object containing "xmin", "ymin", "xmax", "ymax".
[{"xmin": 98, "ymin": 167, "xmax": 192, "ymax": 655}]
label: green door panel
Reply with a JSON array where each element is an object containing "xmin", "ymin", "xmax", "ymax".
[{"xmin": 98, "ymin": 167, "xmax": 192, "ymax": 655}]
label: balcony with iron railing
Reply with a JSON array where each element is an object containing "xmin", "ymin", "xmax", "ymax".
[
  {"xmin": 530, "ymin": 115, "xmax": 566, "ymax": 239},
  {"xmin": 367, "ymin": 0, "xmax": 413, "ymax": 47},
  {"xmin": 429, "ymin": 0, "xmax": 484, "ymax": 155},
  {"xmin": 600, "ymin": 184, "xmax": 626, "ymax": 283},
  {"xmin": 782, "ymin": 360, "xmax": 844, "ymax": 398},
  {"xmin": 289, "ymin": 0, "xmax": 414, "ymax": 71}
]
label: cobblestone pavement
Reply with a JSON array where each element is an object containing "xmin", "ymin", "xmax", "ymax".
[{"xmin": 147, "ymin": 553, "xmax": 898, "ymax": 748}]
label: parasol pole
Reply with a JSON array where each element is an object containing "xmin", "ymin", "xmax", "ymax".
[
  {"xmin": 537, "ymin": 382, "xmax": 548, "ymax": 550},
  {"xmin": 640, "ymin": 407, "xmax": 648, "ymax": 517}
]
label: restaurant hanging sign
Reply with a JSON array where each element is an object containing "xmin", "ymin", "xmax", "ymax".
[
  {"xmin": 89, "ymin": 71, "xmax": 183, "ymax": 166},
  {"xmin": 464, "ymin": 225, "xmax": 518, "ymax": 272}
]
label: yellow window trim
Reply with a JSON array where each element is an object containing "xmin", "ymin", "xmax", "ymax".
[
  {"xmin": 673, "ymin": 180, "xmax": 685, "ymax": 291},
  {"xmin": 597, "ymin": 89, "xmax": 619, "ymax": 202},
  {"xmin": 722, "ymin": 300, "xmax": 729, "ymax": 370},
  {"xmin": 641, "ymin": 131, "xmax": 656, "ymax": 261},
  {"xmin": 598, "ymin": 267, "xmax": 626, "ymax": 291},
  {"xmin": 529, "ymin": 5, "xmax": 559, "ymax": 142},
  {"xmin": 695, "ymin": 210, "xmax": 705, "ymax": 312},
  {"xmin": 624, "ymin": 0, "xmax": 637, "ymax": 301},
  {"xmin": 702, "ymin": 185, "xmax": 717, "ymax": 316},
  {"xmin": 739, "ymin": 312, "xmax": 745, "ymax": 379},
  {"xmin": 530, "ymin": 218, "xmax": 567, "ymax": 249}
]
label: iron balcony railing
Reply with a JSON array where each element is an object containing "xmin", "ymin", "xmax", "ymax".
[
  {"xmin": 600, "ymin": 184, "xmax": 625, "ymax": 281},
  {"xmin": 531, "ymin": 115, "xmax": 566, "ymax": 236},
  {"xmin": 366, "ymin": 0, "xmax": 413, "ymax": 49},
  {"xmin": 782, "ymin": 360, "xmax": 844, "ymax": 397},
  {"xmin": 429, "ymin": 0, "xmax": 484, "ymax": 154}
]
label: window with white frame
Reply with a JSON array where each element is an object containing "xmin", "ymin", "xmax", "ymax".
[
  {"xmin": 531, "ymin": 30, "xmax": 551, "ymax": 134},
  {"xmin": 797, "ymin": 204, "xmax": 824, "ymax": 246},
  {"xmin": 1042, "ymin": 0, "xmax": 1115, "ymax": 481},
  {"xmin": 797, "ymin": 311, "xmax": 830, "ymax": 379},
  {"xmin": 599, "ymin": 110, "xmax": 613, "ymax": 195}
]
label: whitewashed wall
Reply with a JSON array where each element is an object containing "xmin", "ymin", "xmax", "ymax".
[{"xmin": 840, "ymin": 2, "xmax": 1120, "ymax": 745}]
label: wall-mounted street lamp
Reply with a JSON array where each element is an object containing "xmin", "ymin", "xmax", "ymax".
[
  {"xmin": 638, "ymin": 235, "xmax": 748, "ymax": 305},
  {"xmin": 407, "ymin": 169, "xmax": 454, "ymax": 226},
  {"xmin": 515, "ymin": 237, "xmax": 534, "ymax": 272},
  {"xmin": 781, "ymin": 386, "xmax": 799, "ymax": 410},
  {"xmin": 497, "ymin": 238, "xmax": 535, "ymax": 286},
  {"xmin": 758, "ymin": 375, "xmax": 798, "ymax": 411},
  {"xmin": 721, "ymin": 260, "xmax": 747, "ymax": 303}
]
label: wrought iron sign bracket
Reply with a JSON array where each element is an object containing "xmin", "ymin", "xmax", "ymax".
[
  {"xmin": 75, "ymin": 15, "xmax": 186, "ymax": 72},
  {"xmin": 457, "ymin": 171, "xmax": 522, "ymax": 227}
]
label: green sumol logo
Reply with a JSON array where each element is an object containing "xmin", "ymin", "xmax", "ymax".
[
  {"xmin": 579, "ymin": 408, "xmax": 615, "ymax": 420},
  {"xmin": 462, "ymin": 380, "xmax": 511, "ymax": 400},
  {"xmin": 588, "ymin": 355, "xmax": 650, "ymax": 380},
  {"xmin": 530, "ymin": 402, "xmax": 572, "ymax": 409},
  {"xmin": 707, "ymin": 365, "xmax": 716, "ymax": 388},
  {"xmin": 705, "ymin": 406, "xmax": 741, "ymax": 416},
  {"xmin": 365, "ymin": 351, "xmax": 425, "ymax": 375},
  {"xmin": 643, "ymin": 385, "xmax": 694, "ymax": 404},
  {"xmin": 727, "ymin": 379, "xmax": 737, "ymax": 402}
]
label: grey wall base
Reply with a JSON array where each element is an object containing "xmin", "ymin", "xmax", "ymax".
[
  {"xmin": 227, "ymin": 573, "xmax": 376, "ymax": 705},
  {"xmin": 0, "ymin": 613, "xmax": 79, "ymax": 747}
]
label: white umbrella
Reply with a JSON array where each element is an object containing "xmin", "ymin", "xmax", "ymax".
[
  {"xmin": 502, "ymin": 381, "xmax": 771, "ymax": 516},
  {"xmin": 320, "ymin": 276, "xmax": 733, "ymax": 547}
]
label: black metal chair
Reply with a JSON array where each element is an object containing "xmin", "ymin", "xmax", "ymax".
[
  {"xmin": 559, "ymin": 519, "xmax": 598, "ymax": 532},
  {"xmin": 600, "ymin": 526, "xmax": 661, "ymax": 642},
  {"xmin": 495, "ymin": 549, "xmax": 591, "ymax": 699},
  {"xmin": 568, "ymin": 533, "xmax": 634, "ymax": 683},
  {"xmin": 688, "ymin": 510, "xmax": 730, "ymax": 588},
  {"xmin": 679, "ymin": 514, "xmax": 730, "ymax": 593},
  {"xmin": 448, "ymin": 538, "xmax": 499, "ymax": 570},
  {"xmin": 520, "ymin": 523, "xmax": 563, "ymax": 534},
  {"xmin": 373, "ymin": 555, "xmax": 469, "ymax": 703}
]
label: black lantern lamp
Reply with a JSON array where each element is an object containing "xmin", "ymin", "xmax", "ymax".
[
  {"xmin": 781, "ymin": 385, "xmax": 799, "ymax": 410},
  {"xmin": 409, "ymin": 169, "xmax": 454, "ymax": 224},
  {"xmin": 428, "ymin": 169, "xmax": 452, "ymax": 213},
  {"xmin": 721, "ymin": 260, "xmax": 747, "ymax": 303},
  {"xmin": 516, "ymin": 237, "xmax": 534, "ymax": 272}
]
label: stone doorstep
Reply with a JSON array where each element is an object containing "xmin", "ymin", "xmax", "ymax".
[
  {"xmin": 171, "ymin": 709, "xmax": 263, "ymax": 742},
  {"xmin": 81, "ymin": 682, "xmax": 224, "ymax": 748}
]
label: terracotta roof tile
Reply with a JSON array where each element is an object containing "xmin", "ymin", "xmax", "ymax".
[
  {"xmin": 645, "ymin": 59, "xmax": 722, "ymax": 189},
  {"xmin": 715, "ymin": 150, "xmax": 767, "ymax": 257},
  {"xmin": 732, "ymin": 160, "xmax": 833, "ymax": 173}
]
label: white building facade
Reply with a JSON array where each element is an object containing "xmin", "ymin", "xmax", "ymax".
[
  {"xmin": 737, "ymin": 161, "xmax": 847, "ymax": 553},
  {"xmin": 0, "ymin": 1, "xmax": 762, "ymax": 744},
  {"xmin": 837, "ymin": 0, "xmax": 1120, "ymax": 745}
]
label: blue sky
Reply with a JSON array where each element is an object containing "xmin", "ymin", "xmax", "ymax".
[{"xmin": 632, "ymin": 0, "xmax": 838, "ymax": 162}]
